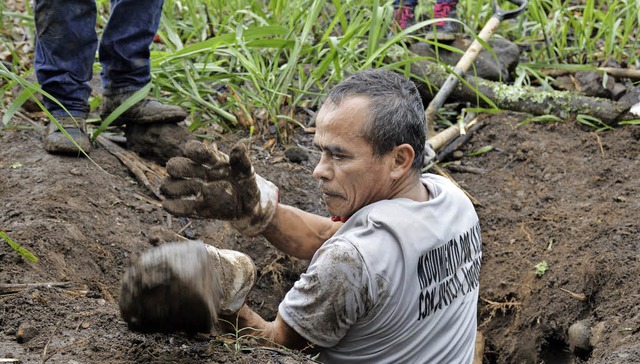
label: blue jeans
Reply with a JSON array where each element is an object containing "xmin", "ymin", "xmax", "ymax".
[
  {"xmin": 34, "ymin": 0, "xmax": 164, "ymax": 117},
  {"xmin": 394, "ymin": 0, "xmax": 418, "ymax": 6}
]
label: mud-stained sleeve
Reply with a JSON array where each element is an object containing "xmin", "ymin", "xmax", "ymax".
[{"xmin": 278, "ymin": 238, "xmax": 371, "ymax": 348}]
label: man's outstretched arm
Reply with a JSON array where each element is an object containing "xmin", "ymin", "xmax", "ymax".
[
  {"xmin": 262, "ymin": 204, "xmax": 341, "ymax": 260},
  {"xmin": 161, "ymin": 140, "xmax": 341, "ymax": 260}
]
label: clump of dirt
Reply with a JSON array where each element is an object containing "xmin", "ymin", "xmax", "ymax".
[{"xmin": 1, "ymin": 112, "xmax": 639, "ymax": 363}]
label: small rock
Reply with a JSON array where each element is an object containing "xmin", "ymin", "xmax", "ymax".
[
  {"xmin": 69, "ymin": 168, "xmax": 83, "ymax": 176},
  {"xmin": 590, "ymin": 321, "xmax": 607, "ymax": 346},
  {"xmin": 85, "ymin": 290, "xmax": 102, "ymax": 299},
  {"xmin": 284, "ymin": 146, "xmax": 309, "ymax": 163},
  {"xmin": 81, "ymin": 321, "xmax": 91, "ymax": 329},
  {"xmin": 618, "ymin": 86, "xmax": 640, "ymax": 105},
  {"xmin": 510, "ymin": 201, "xmax": 523, "ymax": 211},
  {"xmin": 148, "ymin": 226, "xmax": 188, "ymax": 246},
  {"xmin": 611, "ymin": 83, "xmax": 627, "ymax": 100},
  {"xmin": 16, "ymin": 322, "xmax": 38, "ymax": 343},
  {"xmin": 553, "ymin": 75, "xmax": 576, "ymax": 92},
  {"xmin": 452, "ymin": 150, "xmax": 464, "ymax": 159},
  {"xmin": 574, "ymin": 71, "xmax": 615, "ymax": 98},
  {"xmin": 97, "ymin": 298, "xmax": 106, "ymax": 306},
  {"xmin": 568, "ymin": 320, "xmax": 592, "ymax": 355},
  {"xmin": 411, "ymin": 38, "xmax": 520, "ymax": 82}
]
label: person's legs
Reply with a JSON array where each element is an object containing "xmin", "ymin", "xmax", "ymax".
[
  {"xmin": 99, "ymin": 0, "xmax": 186, "ymax": 124},
  {"xmin": 392, "ymin": 0, "xmax": 461, "ymax": 37},
  {"xmin": 99, "ymin": 0, "xmax": 162, "ymax": 95},
  {"xmin": 34, "ymin": 0, "xmax": 97, "ymax": 118},
  {"xmin": 393, "ymin": 0, "xmax": 419, "ymax": 6},
  {"xmin": 433, "ymin": 0, "xmax": 459, "ymax": 31},
  {"xmin": 34, "ymin": 0, "xmax": 95, "ymax": 154},
  {"xmin": 393, "ymin": 0, "xmax": 419, "ymax": 30}
]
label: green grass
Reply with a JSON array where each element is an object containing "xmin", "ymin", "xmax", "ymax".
[{"xmin": 0, "ymin": 0, "xmax": 639, "ymax": 137}]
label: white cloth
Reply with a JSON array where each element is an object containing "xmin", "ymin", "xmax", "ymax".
[{"xmin": 279, "ymin": 174, "xmax": 482, "ymax": 363}]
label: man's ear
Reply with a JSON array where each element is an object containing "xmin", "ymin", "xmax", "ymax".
[{"xmin": 389, "ymin": 144, "xmax": 415, "ymax": 180}]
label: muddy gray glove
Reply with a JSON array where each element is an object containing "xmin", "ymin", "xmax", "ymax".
[
  {"xmin": 204, "ymin": 245, "xmax": 256, "ymax": 316},
  {"xmin": 161, "ymin": 140, "xmax": 278, "ymax": 236}
]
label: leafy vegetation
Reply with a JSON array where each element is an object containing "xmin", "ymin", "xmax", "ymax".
[
  {"xmin": 0, "ymin": 0, "xmax": 638, "ymax": 139},
  {"xmin": 0, "ymin": 231, "xmax": 39, "ymax": 263},
  {"xmin": 535, "ymin": 260, "xmax": 549, "ymax": 277}
]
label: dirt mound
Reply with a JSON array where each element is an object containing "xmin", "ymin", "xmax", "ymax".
[{"xmin": 1, "ymin": 113, "xmax": 639, "ymax": 363}]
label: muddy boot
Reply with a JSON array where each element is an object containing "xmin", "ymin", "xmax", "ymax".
[
  {"xmin": 392, "ymin": 4, "xmax": 415, "ymax": 31},
  {"xmin": 43, "ymin": 117, "xmax": 92, "ymax": 155},
  {"xmin": 119, "ymin": 241, "xmax": 256, "ymax": 333},
  {"xmin": 125, "ymin": 122, "xmax": 196, "ymax": 165},
  {"xmin": 100, "ymin": 92, "xmax": 187, "ymax": 126}
]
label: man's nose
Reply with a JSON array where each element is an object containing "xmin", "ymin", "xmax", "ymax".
[{"xmin": 312, "ymin": 154, "xmax": 332, "ymax": 181}]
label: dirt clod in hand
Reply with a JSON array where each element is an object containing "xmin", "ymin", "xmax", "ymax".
[{"xmin": 119, "ymin": 241, "xmax": 221, "ymax": 334}]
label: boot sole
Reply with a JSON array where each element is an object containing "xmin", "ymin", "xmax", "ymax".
[{"xmin": 101, "ymin": 112, "xmax": 187, "ymax": 126}]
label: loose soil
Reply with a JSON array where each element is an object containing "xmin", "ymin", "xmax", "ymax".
[{"xmin": 1, "ymin": 111, "xmax": 639, "ymax": 364}]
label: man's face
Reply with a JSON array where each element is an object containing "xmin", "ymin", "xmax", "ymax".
[{"xmin": 312, "ymin": 96, "xmax": 395, "ymax": 217}]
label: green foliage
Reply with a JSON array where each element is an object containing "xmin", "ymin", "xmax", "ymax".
[
  {"xmin": 0, "ymin": 231, "xmax": 39, "ymax": 263},
  {"xmin": 576, "ymin": 114, "xmax": 614, "ymax": 131},
  {"xmin": 510, "ymin": 0, "xmax": 640, "ymax": 67},
  {"xmin": 0, "ymin": 0, "xmax": 638, "ymax": 137},
  {"xmin": 467, "ymin": 145, "xmax": 494, "ymax": 157},
  {"xmin": 518, "ymin": 114, "xmax": 563, "ymax": 126},
  {"xmin": 139, "ymin": 0, "xmax": 443, "ymax": 139},
  {"xmin": 535, "ymin": 261, "xmax": 549, "ymax": 277}
]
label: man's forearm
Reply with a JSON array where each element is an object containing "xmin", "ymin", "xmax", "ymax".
[
  {"xmin": 222, "ymin": 305, "xmax": 312, "ymax": 351},
  {"xmin": 262, "ymin": 204, "xmax": 342, "ymax": 260}
]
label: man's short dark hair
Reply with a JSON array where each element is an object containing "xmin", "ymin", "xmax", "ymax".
[{"xmin": 325, "ymin": 68, "xmax": 427, "ymax": 172}]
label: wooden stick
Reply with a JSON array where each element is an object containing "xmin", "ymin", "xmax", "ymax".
[
  {"xmin": 42, "ymin": 337, "xmax": 92, "ymax": 363},
  {"xmin": 0, "ymin": 282, "xmax": 71, "ymax": 295},
  {"xmin": 15, "ymin": 110, "xmax": 42, "ymax": 128},
  {"xmin": 96, "ymin": 135, "xmax": 167, "ymax": 200},
  {"xmin": 433, "ymin": 165, "xmax": 480, "ymax": 205},
  {"xmin": 559, "ymin": 287, "xmax": 587, "ymax": 301},
  {"xmin": 436, "ymin": 121, "xmax": 485, "ymax": 162},
  {"xmin": 446, "ymin": 164, "xmax": 486, "ymax": 174},
  {"xmin": 412, "ymin": 60, "xmax": 634, "ymax": 124},
  {"xmin": 428, "ymin": 116, "xmax": 480, "ymax": 151},
  {"xmin": 541, "ymin": 67, "xmax": 640, "ymax": 80},
  {"xmin": 473, "ymin": 331, "xmax": 485, "ymax": 364}
]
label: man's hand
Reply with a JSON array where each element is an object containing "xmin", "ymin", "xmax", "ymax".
[{"xmin": 161, "ymin": 140, "xmax": 278, "ymax": 236}]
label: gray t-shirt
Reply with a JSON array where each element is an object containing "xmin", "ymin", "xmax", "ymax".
[{"xmin": 279, "ymin": 174, "xmax": 482, "ymax": 363}]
